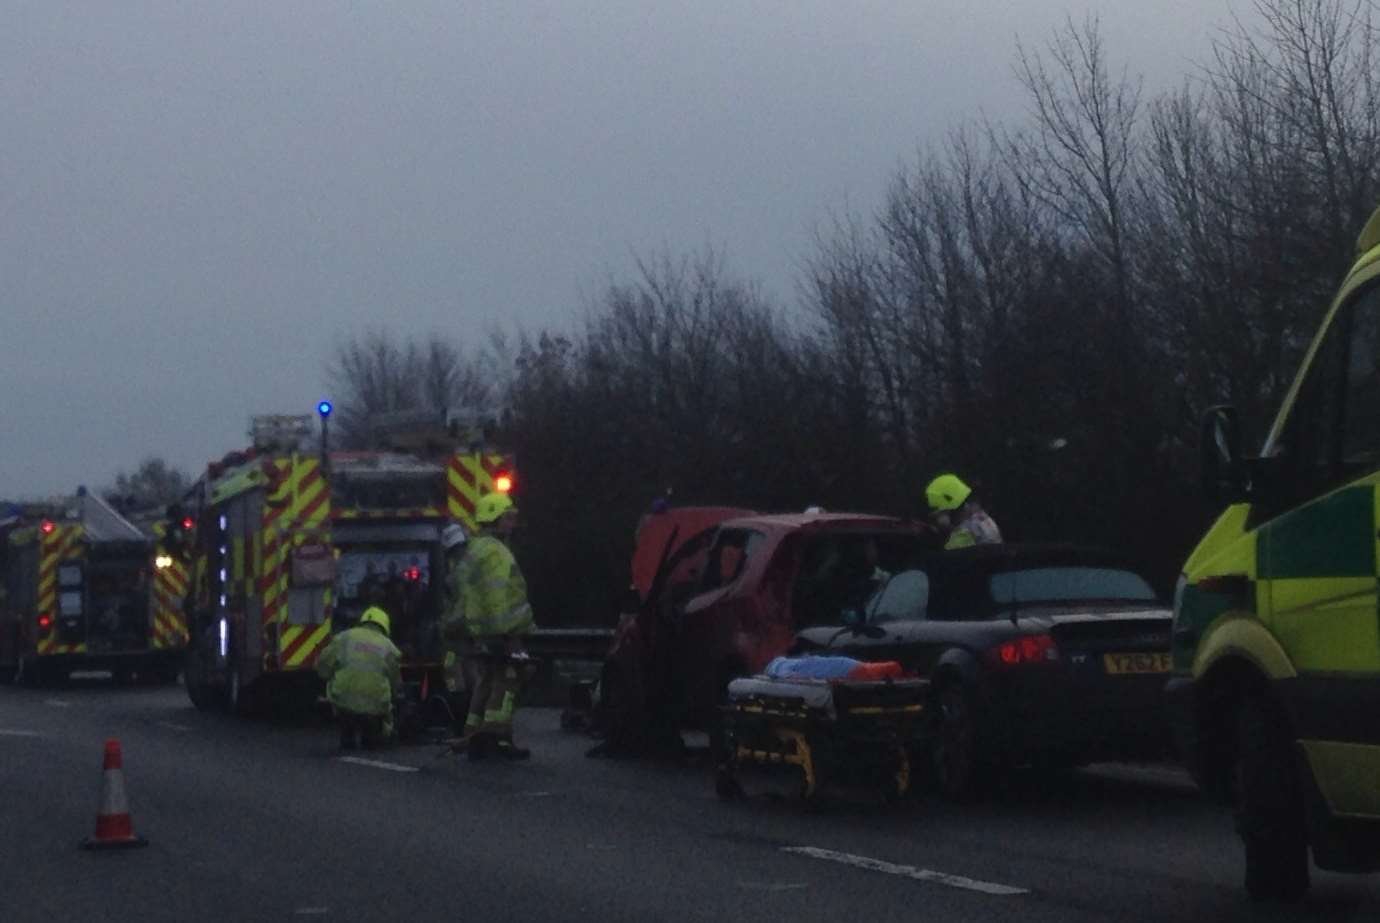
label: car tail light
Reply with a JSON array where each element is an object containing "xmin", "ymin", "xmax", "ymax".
[
  {"xmin": 985, "ymin": 633, "xmax": 1059, "ymax": 668},
  {"xmin": 37, "ymin": 613, "xmax": 53, "ymax": 632}
]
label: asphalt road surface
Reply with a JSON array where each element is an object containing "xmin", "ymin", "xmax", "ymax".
[{"xmin": 2, "ymin": 678, "xmax": 1377, "ymax": 922}]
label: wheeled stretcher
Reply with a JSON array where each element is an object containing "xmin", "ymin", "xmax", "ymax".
[{"xmin": 716, "ymin": 659, "xmax": 929, "ymax": 803}]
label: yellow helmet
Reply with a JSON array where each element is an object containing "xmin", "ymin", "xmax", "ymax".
[
  {"xmin": 359, "ymin": 606, "xmax": 391, "ymax": 637},
  {"xmin": 925, "ymin": 474, "xmax": 972, "ymax": 512},
  {"xmin": 475, "ymin": 492, "xmax": 516, "ymax": 525}
]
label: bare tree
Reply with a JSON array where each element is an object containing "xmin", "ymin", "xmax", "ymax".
[
  {"xmin": 327, "ymin": 331, "xmax": 490, "ymax": 448},
  {"xmin": 103, "ymin": 458, "xmax": 190, "ymax": 512},
  {"xmin": 1011, "ymin": 14, "xmax": 1144, "ymax": 316}
]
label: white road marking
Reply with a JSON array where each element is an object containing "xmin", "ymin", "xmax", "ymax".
[
  {"xmin": 157, "ymin": 721, "xmax": 193, "ymax": 732},
  {"xmin": 511, "ymin": 790, "xmax": 553, "ymax": 798},
  {"xmin": 0, "ymin": 729, "xmax": 42, "ymax": 737},
  {"xmin": 336, "ymin": 756, "xmax": 418, "ymax": 773},
  {"xmin": 782, "ymin": 846, "xmax": 1028, "ymax": 896},
  {"xmin": 293, "ymin": 908, "xmax": 329, "ymax": 915},
  {"xmin": 1103, "ymin": 764, "xmax": 1195, "ymax": 784},
  {"xmin": 737, "ymin": 881, "xmax": 808, "ymax": 892},
  {"xmin": 43, "ymin": 699, "xmax": 72, "ymax": 708}
]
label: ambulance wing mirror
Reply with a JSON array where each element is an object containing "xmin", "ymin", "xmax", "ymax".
[{"xmin": 1201, "ymin": 405, "xmax": 1248, "ymax": 504}]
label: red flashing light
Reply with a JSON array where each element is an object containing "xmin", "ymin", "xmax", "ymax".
[
  {"xmin": 403, "ymin": 567, "xmax": 422, "ymax": 582},
  {"xmin": 182, "ymin": 517, "xmax": 195, "ymax": 530},
  {"xmin": 988, "ymin": 634, "xmax": 1059, "ymax": 668},
  {"xmin": 40, "ymin": 520, "xmax": 55, "ymax": 535},
  {"xmin": 37, "ymin": 613, "xmax": 52, "ymax": 631},
  {"xmin": 493, "ymin": 473, "xmax": 514, "ymax": 494}
]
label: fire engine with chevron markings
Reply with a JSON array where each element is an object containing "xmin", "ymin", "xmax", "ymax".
[
  {"xmin": 182, "ymin": 408, "xmax": 515, "ymax": 723},
  {"xmin": 0, "ymin": 488, "xmax": 188, "ymax": 686}
]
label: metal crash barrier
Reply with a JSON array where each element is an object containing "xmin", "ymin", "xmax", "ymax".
[{"xmin": 521, "ymin": 628, "xmax": 613, "ymax": 706}]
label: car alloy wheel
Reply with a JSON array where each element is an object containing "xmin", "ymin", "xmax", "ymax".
[{"xmin": 932, "ymin": 684, "xmax": 978, "ymax": 800}]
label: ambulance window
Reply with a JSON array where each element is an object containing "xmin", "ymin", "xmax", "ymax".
[
  {"xmin": 1276, "ymin": 282, "xmax": 1380, "ymax": 505},
  {"xmin": 1338, "ymin": 286, "xmax": 1380, "ymax": 473}
]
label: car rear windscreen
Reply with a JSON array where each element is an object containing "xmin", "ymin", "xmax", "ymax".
[{"xmin": 989, "ymin": 567, "xmax": 1157, "ymax": 605}]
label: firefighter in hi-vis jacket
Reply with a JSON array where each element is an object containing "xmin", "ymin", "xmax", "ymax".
[{"xmin": 446, "ymin": 492, "xmax": 535, "ymax": 760}]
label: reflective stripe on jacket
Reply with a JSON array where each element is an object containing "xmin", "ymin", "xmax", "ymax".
[
  {"xmin": 315, "ymin": 624, "xmax": 402, "ymax": 717},
  {"xmin": 944, "ymin": 508, "xmax": 1003, "ymax": 550},
  {"xmin": 455, "ymin": 535, "xmax": 534, "ymax": 639}
]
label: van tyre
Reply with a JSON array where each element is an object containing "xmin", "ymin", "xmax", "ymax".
[
  {"xmin": 187, "ymin": 679, "xmax": 219, "ymax": 711},
  {"xmin": 1235, "ymin": 692, "xmax": 1310, "ymax": 902},
  {"xmin": 227, "ymin": 666, "xmax": 250, "ymax": 715},
  {"xmin": 595, "ymin": 667, "xmax": 636, "ymax": 751},
  {"xmin": 185, "ymin": 653, "xmax": 221, "ymax": 711},
  {"xmin": 17, "ymin": 656, "xmax": 42, "ymax": 688}
]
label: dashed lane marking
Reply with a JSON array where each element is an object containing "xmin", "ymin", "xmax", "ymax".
[
  {"xmin": 293, "ymin": 908, "xmax": 329, "ymax": 915},
  {"xmin": 0, "ymin": 729, "xmax": 42, "ymax": 737},
  {"xmin": 737, "ymin": 881, "xmax": 808, "ymax": 892},
  {"xmin": 157, "ymin": 721, "xmax": 193, "ymax": 732},
  {"xmin": 336, "ymin": 756, "xmax": 419, "ymax": 773},
  {"xmin": 43, "ymin": 699, "xmax": 72, "ymax": 708},
  {"xmin": 782, "ymin": 846, "xmax": 1028, "ymax": 896}
]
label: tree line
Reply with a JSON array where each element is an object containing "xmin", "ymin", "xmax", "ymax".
[{"xmin": 324, "ymin": 0, "xmax": 1380, "ymax": 625}]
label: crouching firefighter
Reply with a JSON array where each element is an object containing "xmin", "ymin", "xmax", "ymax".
[
  {"xmin": 447, "ymin": 492, "xmax": 536, "ymax": 760},
  {"xmin": 317, "ymin": 580, "xmax": 403, "ymax": 750}
]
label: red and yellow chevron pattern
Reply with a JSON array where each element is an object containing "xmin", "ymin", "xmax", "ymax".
[
  {"xmin": 447, "ymin": 452, "xmax": 515, "ymax": 531},
  {"xmin": 151, "ymin": 557, "xmax": 189, "ymax": 650},
  {"xmin": 259, "ymin": 455, "xmax": 334, "ymax": 671},
  {"xmin": 36, "ymin": 524, "xmax": 87, "ymax": 656}
]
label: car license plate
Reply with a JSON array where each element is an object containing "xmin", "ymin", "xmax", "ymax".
[{"xmin": 1102, "ymin": 652, "xmax": 1172, "ymax": 674}]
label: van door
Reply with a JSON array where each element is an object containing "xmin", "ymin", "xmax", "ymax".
[{"xmin": 1256, "ymin": 276, "xmax": 1380, "ymax": 816}]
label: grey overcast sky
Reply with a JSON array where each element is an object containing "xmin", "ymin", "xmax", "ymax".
[{"xmin": 2, "ymin": 0, "xmax": 1245, "ymax": 499}]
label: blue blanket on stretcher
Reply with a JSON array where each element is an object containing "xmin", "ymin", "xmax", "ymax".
[{"xmin": 764, "ymin": 655, "xmax": 864, "ymax": 681}]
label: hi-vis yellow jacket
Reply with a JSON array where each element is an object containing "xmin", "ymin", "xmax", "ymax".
[
  {"xmin": 448, "ymin": 535, "xmax": 534, "ymax": 640},
  {"xmin": 316, "ymin": 621, "xmax": 402, "ymax": 717}
]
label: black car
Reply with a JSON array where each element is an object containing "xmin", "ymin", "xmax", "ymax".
[{"xmin": 793, "ymin": 544, "xmax": 1173, "ymax": 798}]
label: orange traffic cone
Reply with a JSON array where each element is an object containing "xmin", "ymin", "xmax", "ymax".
[{"xmin": 80, "ymin": 738, "xmax": 148, "ymax": 850}]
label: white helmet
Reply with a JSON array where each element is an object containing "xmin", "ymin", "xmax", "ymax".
[{"xmin": 441, "ymin": 523, "xmax": 467, "ymax": 551}]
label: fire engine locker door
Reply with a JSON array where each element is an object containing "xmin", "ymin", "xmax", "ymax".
[{"xmin": 56, "ymin": 560, "xmax": 85, "ymax": 647}]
